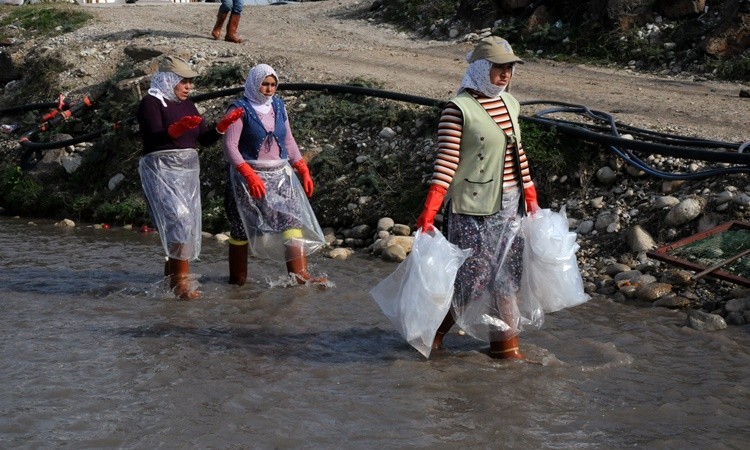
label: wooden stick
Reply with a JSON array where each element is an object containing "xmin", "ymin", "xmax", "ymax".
[{"xmin": 692, "ymin": 247, "xmax": 750, "ymax": 280}]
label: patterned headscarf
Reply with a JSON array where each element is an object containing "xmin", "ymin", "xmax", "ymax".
[
  {"xmin": 458, "ymin": 55, "xmax": 514, "ymax": 98},
  {"xmin": 243, "ymin": 64, "xmax": 278, "ymax": 114},
  {"xmin": 148, "ymin": 71, "xmax": 182, "ymax": 107}
]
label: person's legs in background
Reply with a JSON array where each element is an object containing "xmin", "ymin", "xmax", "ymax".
[
  {"xmin": 225, "ymin": 0, "xmax": 244, "ymax": 43},
  {"xmin": 211, "ymin": 0, "xmax": 232, "ymax": 40}
]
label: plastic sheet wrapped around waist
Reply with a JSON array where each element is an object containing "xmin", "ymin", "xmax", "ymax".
[
  {"xmin": 445, "ymin": 190, "xmax": 544, "ymax": 342},
  {"xmin": 138, "ymin": 148, "xmax": 201, "ymax": 260},
  {"xmin": 230, "ymin": 159, "xmax": 325, "ymax": 263}
]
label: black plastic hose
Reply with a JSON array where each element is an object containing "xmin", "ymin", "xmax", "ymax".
[
  {"xmin": 521, "ymin": 100, "xmax": 750, "ymax": 179},
  {"xmin": 4, "ymin": 83, "xmax": 748, "ymax": 179}
]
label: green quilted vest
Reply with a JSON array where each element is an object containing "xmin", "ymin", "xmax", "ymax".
[{"xmin": 446, "ymin": 90, "xmax": 522, "ymax": 216}]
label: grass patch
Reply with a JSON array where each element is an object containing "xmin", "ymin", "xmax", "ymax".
[
  {"xmin": 93, "ymin": 193, "xmax": 148, "ymax": 225},
  {"xmin": 713, "ymin": 54, "xmax": 750, "ymax": 82},
  {"xmin": 378, "ymin": 0, "xmax": 456, "ymax": 32},
  {"xmin": 200, "ymin": 63, "xmax": 247, "ymax": 90},
  {"xmin": 0, "ymin": 165, "xmax": 42, "ymax": 215},
  {"xmin": 0, "ymin": 3, "xmax": 92, "ymax": 40}
]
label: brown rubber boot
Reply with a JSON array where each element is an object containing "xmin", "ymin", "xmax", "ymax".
[
  {"xmin": 224, "ymin": 13, "xmax": 243, "ymax": 43},
  {"xmin": 211, "ymin": 11, "xmax": 228, "ymax": 40},
  {"xmin": 228, "ymin": 242, "xmax": 248, "ymax": 286},
  {"xmin": 432, "ymin": 312, "xmax": 456, "ymax": 350},
  {"xmin": 489, "ymin": 335, "xmax": 524, "ymax": 360},
  {"xmin": 168, "ymin": 258, "xmax": 201, "ymax": 300},
  {"xmin": 285, "ymin": 243, "xmax": 326, "ymax": 285}
]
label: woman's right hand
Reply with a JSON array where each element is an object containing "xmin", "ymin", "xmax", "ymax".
[
  {"xmin": 167, "ymin": 115, "xmax": 202, "ymax": 139},
  {"xmin": 416, "ymin": 184, "xmax": 447, "ymax": 232},
  {"xmin": 236, "ymin": 162, "xmax": 266, "ymax": 198}
]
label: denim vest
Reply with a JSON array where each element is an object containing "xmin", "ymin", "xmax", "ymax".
[
  {"xmin": 232, "ymin": 96, "xmax": 288, "ymax": 160},
  {"xmin": 446, "ymin": 90, "xmax": 523, "ymax": 216}
]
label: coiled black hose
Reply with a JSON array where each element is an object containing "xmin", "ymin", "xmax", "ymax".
[
  {"xmin": 3, "ymin": 84, "xmax": 748, "ymax": 180},
  {"xmin": 521, "ymin": 100, "xmax": 750, "ymax": 179}
]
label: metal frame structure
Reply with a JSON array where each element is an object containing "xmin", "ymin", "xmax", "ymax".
[{"xmin": 647, "ymin": 221, "xmax": 750, "ymax": 286}]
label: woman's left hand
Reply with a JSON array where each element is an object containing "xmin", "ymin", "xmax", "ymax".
[
  {"xmin": 524, "ymin": 185, "xmax": 540, "ymax": 215},
  {"xmin": 216, "ymin": 108, "xmax": 244, "ymax": 134},
  {"xmin": 292, "ymin": 160, "xmax": 314, "ymax": 198}
]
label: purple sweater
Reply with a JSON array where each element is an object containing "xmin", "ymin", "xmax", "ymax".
[{"xmin": 137, "ymin": 95, "xmax": 220, "ymax": 155}]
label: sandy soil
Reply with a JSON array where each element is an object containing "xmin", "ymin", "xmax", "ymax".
[{"xmin": 20, "ymin": 0, "xmax": 750, "ymax": 143}]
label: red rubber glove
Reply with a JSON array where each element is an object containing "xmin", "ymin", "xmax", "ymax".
[
  {"xmin": 237, "ymin": 162, "xmax": 266, "ymax": 198},
  {"xmin": 167, "ymin": 115, "xmax": 202, "ymax": 139},
  {"xmin": 416, "ymin": 184, "xmax": 447, "ymax": 232},
  {"xmin": 292, "ymin": 159, "xmax": 314, "ymax": 198},
  {"xmin": 216, "ymin": 108, "xmax": 244, "ymax": 134},
  {"xmin": 524, "ymin": 185, "xmax": 540, "ymax": 215}
]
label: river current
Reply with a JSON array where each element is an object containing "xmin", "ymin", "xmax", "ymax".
[{"xmin": 1, "ymin": 216, "xmax": 748, "ymax": 449}]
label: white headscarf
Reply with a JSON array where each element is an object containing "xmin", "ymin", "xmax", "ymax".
[
  {"xmin": 243, "ymin": 64, "xmax": 278, "ymax": 114},
  {"xmin": 148, "ymin": 71, "xmax": 182, "ymax": 107},
  {"xmin": 458, "ymin": 55, "xmax": 513, "ymax": 98}
]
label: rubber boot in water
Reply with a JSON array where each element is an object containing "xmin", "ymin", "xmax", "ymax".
[
  {"xmin": 211, "ymin": 11, "xmax": 228, "ymax": 40},
  {"xmin": 285, "ymin": 243, "xmax": 326, "ymax": 285},
  {"xmin": 224, "ymin": 13, "xmax": 243, "ymax": 43},
  {"xmin": 168, "ymin": 258, "xmax": 201, "ymax": 300},
  {"xmin": 489, "ymin": 335, "xmax": 524, "ymax": 360},
  {"xmin": 228, "ymin": 242, "xmax": 248, "ymax": 286}
]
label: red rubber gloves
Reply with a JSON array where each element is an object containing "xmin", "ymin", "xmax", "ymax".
[
  {"xmin": 524, "ymin": 185, "xmax": 540, "ymax": 215},
  {"xmin": 237, "ymin": 162, "xmax": 266, "ymax": 198},
  {"xmin": 292, "ymin": 160, "xmax": 314, "ymax": 198},
  {"xmin": 416, "ymin": 184, "xmax": 447, "ymax": 232},
  {"xmin": 216, "ymin": 108, "xmax": 244, "ymax": 134},
  {"xmin": 167, "ymin": 115, "xmax": 202, "ymax": 139}
]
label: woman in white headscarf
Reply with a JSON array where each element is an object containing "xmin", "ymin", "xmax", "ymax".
[
  {"xmin": 221, "ymin": 63, "xmax": 326, "ymax": 286},
  {"xmin": 137, "ymin": 55, "xmax": 243, "ymax": 300},
  {"xmin": 415, "ymin": 37, "xmax": 542, "ymax": 359}
]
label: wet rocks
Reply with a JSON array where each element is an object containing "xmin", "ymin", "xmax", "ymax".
[{"xmin": 686, "ymin": 310, "xmax": 727, "ymax": 331}]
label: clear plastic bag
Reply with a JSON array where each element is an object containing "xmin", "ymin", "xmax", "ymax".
[
  {"xmin": 519, "ymin": 207, "xmax": 590, "ymax": 313},
  {"xmin": 370, "ymin": 229, "xmax": 472, "ymax": 358}
]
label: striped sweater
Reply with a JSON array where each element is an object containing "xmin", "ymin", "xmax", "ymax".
[{"xmin": 429, "ymin": 91, "xmax": 533, "ymax": 192}]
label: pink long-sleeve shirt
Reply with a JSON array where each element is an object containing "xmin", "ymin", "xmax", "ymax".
[{"xmin": 222, "ymin": 104, "xmax": 303, "ymax": 167}]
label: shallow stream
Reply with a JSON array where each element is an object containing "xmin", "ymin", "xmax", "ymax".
[{"xmin": 1, "ymin": 217, "xmax": 748, "ymax": 448}]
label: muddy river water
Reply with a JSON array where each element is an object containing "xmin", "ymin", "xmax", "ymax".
[{"xmin": 1, "ymin": 217, "xmax": 749, "ymax": 448}]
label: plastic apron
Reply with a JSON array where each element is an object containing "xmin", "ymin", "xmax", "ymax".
[
  {"xmin": 230, "ymin": 159, "xmax": 325, "ymax": 263},
  {"xmin": 138, "ymin": 148, "xmax": 202, "ymax": 261}
]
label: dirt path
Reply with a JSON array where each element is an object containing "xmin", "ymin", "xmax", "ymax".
[{"xmin": 54, "ymin": 1, "xmax": 750, "ymax": 143}]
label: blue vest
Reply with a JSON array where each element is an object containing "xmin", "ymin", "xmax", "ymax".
[{"xmin": 232, "ymin": 96, "xmax": 288, "ymax": 160}]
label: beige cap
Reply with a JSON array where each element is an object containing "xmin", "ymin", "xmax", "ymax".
[
  {"xmin": 158, "ymin": 55, "xmax": 199, "ymax": 78},
  {"xmin": 469, "ymin": 36, "xmax": 524, "ymax": 65}
]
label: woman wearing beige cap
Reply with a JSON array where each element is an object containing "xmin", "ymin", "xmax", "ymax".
[
  {"xmin": 137, "ymin": 55, "xmax": 244, "ymax": 300},
  {"xmin": 416, "ymin": 37, "xmax": 541, "ymax": 359}
]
